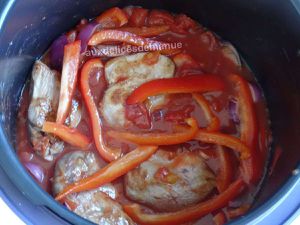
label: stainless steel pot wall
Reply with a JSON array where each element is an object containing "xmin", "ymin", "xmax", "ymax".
[{"xmin": 0, "ymin": 0, "xmax": 300, "ymax": 224}]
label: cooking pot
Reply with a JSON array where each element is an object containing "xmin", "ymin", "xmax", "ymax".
[{"xmin": 0, "ymin": 0, "xmax": 300, "ymax": 224}]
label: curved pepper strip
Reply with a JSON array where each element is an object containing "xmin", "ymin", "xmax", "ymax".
[
  {"xmin": 107, "ymin": 118, "xmax": 198, "ymax": 146},
  {"xmin": 192, "ymin": 93, "xmax": 221, "ymax": 131},
  {"xmin": 95, "ymin": 7, "xmax": 128, "ymax": 27},
  {"xmin": 216, "ymin": 146, "xmax": 233, "ymax": 193},
  {"xmin": 188, "ymin": 92, "xmax": 232, "ymax": 192},
  {"xmin": 55, "ymin": 146, "xmax": 158, "ymax": 201},
  {"xmin": 123, "ymin": 179, "xmax": 245, "ymax": 225},
  {"xmin": 126, "ymin": 75, "xmax": 226, "ymax": 105},
  {"xmin": 80, "ymin": 58, "xmax": 121, "ymax": 162},
  {"xmin": 117, "ymin": 25, "xmax": 170, "ymax": 37},
  {"xmin": 56, "ymin": 40, "xmax": 81, "ymax": 124},
  {"xmin": 42, "ymin": 121, "xmax": 90, "ymax": 149},
  {"xmin": 228, "ymin": 74, "xmax": 262, "ymax": 184},
  {"xmin": 88, "ymin": 29, "xmax": 180, "ymax": 55},
  {"xmin": 195, "ymin": 130, "xmax": 251, "ymax": 159}
]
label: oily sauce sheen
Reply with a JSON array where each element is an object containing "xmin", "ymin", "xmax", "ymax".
[{"xmin": 16, "ymin": 6, "xmax": 271, "ymax": 225}]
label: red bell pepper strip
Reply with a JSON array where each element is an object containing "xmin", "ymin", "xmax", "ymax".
[
  {"xmin": 88, "ymin": 29, "xmax": 180, "ymax": 55},
  {"xmin": 126, "ymin": 75, "xmax": 226, "ymax": 105},
  {"xmin": 56, "ymin": 145, "xmax": 158, "ymax": 201},
  {"xmin": 42, "ymin": 121, "xmax": 90, "ymax": 149},
  {"xmin": 56, "ymin": 40, "xmax": 81, "ymax": 124},
  {"xmin": 216, "ymin": 146, "xmax": 233, "ymax": 193},
  {"xmin": 117, "ymin": 25, "xmax": 170, "ymax": 37},
  {"xmin": 123, "ymin": 179, "xmax": 245, "ymax": 225},
  {"xmin": 192, "ymin": 93, "xmax": 221, "ymax": 131},
  {"xmin": 195, "ymin": 130, "xmax": 251, "ymax": 159},
  {"xmin": 107, "ymin": 118, "xmax": 198, "ymax": 146},
  {"xmin": 80, "ymin": 58, "xmax": 121, "ymax": 162},
  {"xmin": 228, "ymin": 74, "xmax": 262, "ymax": 184},
  {"xmin": 95, "ymin": 7, "xmax": 128, "ymax": 28}
]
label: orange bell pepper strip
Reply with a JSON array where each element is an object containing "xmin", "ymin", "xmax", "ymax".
[
  {"xmin": 95, "ymin": 7, "xmax": 128, "ymax": 27},
  {"xmin": 80, "ymin": 58, "xmax": 121, "ymax": 162},
  {"xmin": 192, "ymin": 93, "xmax": 221, "ymax": 131},
  {"xmin": 195, "ymin": 130, "xmax": 251, "ymax": 159},
  {"xmin": 126, "ymin": 75, "xmax": 226, "ymax": 105},
  {"xmin": 228, "ymin": 74, "xmax": 262, "ymax": 184},
  {"xmin": 56, "ymin": 40, "xmax": 81, "ymax": 124},
  {"xmin": 216, "ymin": 146, "xmax": 233, "ymax": 193},
  {"xmin": 88, "ymin": 29, "xmax": 180, "ymax": 55},
  {"xmin": 123, "ymin": 179, "xmax": 245, "ymax": 225},
  {"xmin": 107, "ymin": 118, "xmax": 198, "ymax": 146},
  {"xmin": 42, "ymin": 121, "xmax": 90, "ymax": 149},
  {"xmin": 117, "ymin": 25, "xmax": 170, "ymax": 37},
  {"xmin": 55, "ymin": 145, "xmax": 158, "ymax": 201}
]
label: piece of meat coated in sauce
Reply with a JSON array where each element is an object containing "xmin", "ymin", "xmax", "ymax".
[
  {"xmin": 28, "ymin": 61, "xmax": 64, "ymax": 161},
  {"xmin": 104, "ymin": 52, "xmax": 175, "ymax": 85},
  {"xmin": 101, "ymin": 52, "xmax": 175, "ymax": 128},
  {"xmin": 28, "ymin": 61, "xmax": 82, "ymax": 161},
  {"xmin": 53, "ymin": 151, "xmax": 135, "ymax": 225},
  {"xmin": 125, "ymin": 149, "xmax": 216, "ymax": 212}
]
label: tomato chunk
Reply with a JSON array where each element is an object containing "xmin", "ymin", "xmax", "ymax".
[{"xmin": 125, "ymin": 103, "xmax": 151, "ymax": 129}]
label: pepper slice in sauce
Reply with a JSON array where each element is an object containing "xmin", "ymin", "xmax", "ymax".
[
  {"xmin": 56, "ymin": 40, "xmax": 81, "ymax": 124},
  {"xmin": 80, "ymin": 58, "xmax": 122, "ymax": 162},
  {"xmin": 228, "ymin": 74, "xmax": 263, "ymax": 184},
  {"xmin": 107, "ymin": 118, "xmax": 198, "ymax": 145},
  {"xmin": 42, "ymin": 121, "xmax": 90, "ymax": 149},
  {"xmin": 126, "ymin": 75, "xmax": 226, "ymax": 105},
  {"xmin": 88, "ymin": 29, "xmax": 180, "ymax": 55}
]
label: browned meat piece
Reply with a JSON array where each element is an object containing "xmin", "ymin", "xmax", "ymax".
[
  {"xmin": 125, "ymin": 149, "xmax": 216, "ymax": 212},
  {"xmin": 28, "ymin": 61, "xmax": 82, "ymax": 161},
  {"xmin": 28, "ymin": 61, "xmax": 63, "ymax": 161},
  {"xmin": 53, "ymin": 151, "xmax": 135, "ymax": 225}
]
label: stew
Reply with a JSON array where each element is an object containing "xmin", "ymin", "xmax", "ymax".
[{"xmin": 16, "ymin": 6, "xmax": 271, "ymax": 225}]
